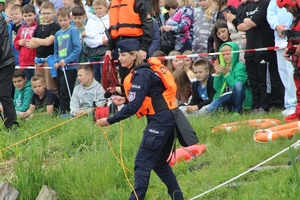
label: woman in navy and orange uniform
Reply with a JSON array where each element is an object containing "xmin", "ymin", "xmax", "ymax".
[{"xmin": 97, "ymin": 39, "xmax": 184, "ymax": 200}]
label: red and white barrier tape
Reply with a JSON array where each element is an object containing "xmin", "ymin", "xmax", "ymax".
[{"xmin": 15, "ymin": 46, "xmax": 281, "ymax": 69}]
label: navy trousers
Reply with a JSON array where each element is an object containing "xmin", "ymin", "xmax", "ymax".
[{"xmin": 129, "ymin": 125, "xmax": 184, "ymax": 200}]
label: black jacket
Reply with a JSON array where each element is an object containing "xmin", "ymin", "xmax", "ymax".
[
  {"xmin": 188, "ymin": 75, "xmax": 216, "ymax": 109},
  {"xmin": 0, "ymin": 14, "xmax": 15, "ymax": 69}
]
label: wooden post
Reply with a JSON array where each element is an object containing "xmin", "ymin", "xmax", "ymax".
[
  {"xmin": 0, "ymin": 182, "xmax": 19, "ymax": 200},
  {"xmin": 36, "ymin": 185, "xmax": 58, "ymax": 200}
]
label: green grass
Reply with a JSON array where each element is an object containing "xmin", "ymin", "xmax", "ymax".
[{"xmin": 0, "ymin": 109, "xmax": 300, "ymax": 199}]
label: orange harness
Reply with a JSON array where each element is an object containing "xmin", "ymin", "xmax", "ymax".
[{"xmin": 124, "ymin": 58, "xmax": 178, "ymax": 118}]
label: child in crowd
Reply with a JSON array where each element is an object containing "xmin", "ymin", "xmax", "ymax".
[
  {"xmin": 82, "ymin": 0, "xmax": 95, "ymax": 20},
  {"xmin": 27, "ymin": 1, "xmax": 60, "ymax": 95},
  {"xmin": 207, "ymin": 42, "xmax": 252, "ymax": 114},
  {"xmin": 14, "ymin": 4, "xmax": 37, "ymax": 80},
  {"xmin": 172, "ymin": 69, "xmax": 192, "ymax": 105},
  {"xmin": 62, "ymin": 0, "xmax": 83, "ymax": 22},
  {"xmin": 34, "ymin": 0, "xmax": 51, "ymax": 25},
  {"xmin": 183, "ymin": 50, "xmax": 195, "ymax": 80},
  {"xmin": 13, "ymin": 70, "xmax": 34, "ymax": 115},
  {"xmin": 181, "ymin": 58, "xmax": 215, "ymax": 115},
  {"xmin": 54, "ymin": 7, "xmax": 81, "ymax": 115},
  {"xmin": 72, "ymin": 6, "xmax": 88, "ymax": 64},
  {"xmin": 166, "ymin": 50, "xmax": 184, "ymax": 73},
  {"xmin": 19, "ymin": 75, "xmax": 60, "ymax": 118},
  {"xmin": 10, "ymin": 4, "xmax": 22, "ymax": 66},
  {"xmin": 2, "ymin": 0, "xmax": 22, "ymax": 20},
  {"xmin": 192, "ymin": 0, "xmax": 217, "ymax": 54},
  {"xmin": 152, "ymin": 50, "xmax": 167, "ymax": 65},
  {"xmin": 212, "ymin": 20, "xmax": 231, "ymax": 54},
  {"xmin": 83, "ymin": 0, "xmax": 109, "ymax": 83},
  {"xmin": 70, "ymin": 64, "xmax": 106, "ymax": 117}
]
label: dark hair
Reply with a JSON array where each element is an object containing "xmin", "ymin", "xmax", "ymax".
[
  {"xmin": 77, "ymin": 64, "xmax": 94, "ymax": 75},
  {"xmin": 149, "ymin": 0, "xmax": 160, "ymax": 16},
  {"xmin": 164, "ymin": 0, "xmax": 178, "ymax": 10},
  {"xmin": 85, "ymin": 0, "xmax": 94, "ymax": 6},
  {"xmin": 31, "ymin": 74, "xmax": 45, "ymax": 83},
  {"xmin": 152, "ymin": 50, "xmax": 167, "ymax": 65},
  {"xmin": 22, "ymin": 4, "xmax": 36, "ymax": 14},
  {"xmin": 57, "ymin": 7, "xmax": 70, "ymax": 18},
  {"xmin": 36, "ymin": 0, "xmax": 49, "ymax": 7},
  {"xmin": 172, "ymin": 69, "xmax": 192, "ymax": 104},
  {"xmin": 74, "ymin": 0, "xmax": 83, "ymax": 7},
  {"xmin": 13, "ymin": 69, "xmax": 26, "ymax": 78},
  {"xmin": 72, "ymin": 5, "xmax": 86, "ymax": 16},
  {"xmin": 40, "ymin": 1, "xmax": 54, "ymax": 10},
  {"xmin": 214, "ymin": 0, "xmax": 228, "ymax": 12},
  {"xmin": 213, "ymin": 20, "xmax": 231, "ymax": 52}
]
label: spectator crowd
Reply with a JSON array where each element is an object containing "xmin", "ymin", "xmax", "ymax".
[{"xmin": 0, "ymin": 0, "xmax": 296, "ymax": 123}]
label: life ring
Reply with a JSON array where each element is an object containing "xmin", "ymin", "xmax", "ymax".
[
  {"xmin": 254, "ymin": 121, "xmax": 300, "ymax": 142},
  {"xmin": 212, "ymin": 118, "xmax": 281, "ymax": 133},
  {"xmin": 168, "ymin": 144, "xmax": 206, "ymax": 167}
]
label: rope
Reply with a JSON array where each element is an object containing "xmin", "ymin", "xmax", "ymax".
[
  {"xmin": 188, "ymin": 140, "xmax": 300, "ymax": 200},
  {"xmin": 97, "ymin": 122, "xmax": 156, "ymax": 199}
]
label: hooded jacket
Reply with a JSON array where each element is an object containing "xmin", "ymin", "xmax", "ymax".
[
  {"xmin": 84, "ymin": 14, "xmax": 110, "ymax": 48},
  {"xmin": 14, "ymin": 22, "xmax": 37, "ymax": 66},
  {"xmin": 213, "ymin": 42, "xmax": 252, "ymax": 108},
  {"xmin": 70, "ymin": 79, "xmax": 106, "ymax": 116},
  {"xmin": 13, "ymin": 81, "xmax": 34, "ymax": 112}
]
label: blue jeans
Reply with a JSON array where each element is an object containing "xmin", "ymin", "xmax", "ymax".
[
  {"xmin": 207, "ymin": 82, "xmax": 245, "ymax": 113},
  {"xmin": 88, "ymin": 57, "xmax": 103, "ymax": 83}
]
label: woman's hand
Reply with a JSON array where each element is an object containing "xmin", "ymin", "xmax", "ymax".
[
  {"xmin": 96, "ymin": 118, "xmax": 110, "ymax": 127},
  {"xmin": 112, "ymin": 96, "xmax": 126, "ymax": 106}
]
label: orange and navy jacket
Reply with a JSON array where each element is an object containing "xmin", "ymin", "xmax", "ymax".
[{"xmin": 107, "ymin": 58, "xmax": 177, "ymax": 125}]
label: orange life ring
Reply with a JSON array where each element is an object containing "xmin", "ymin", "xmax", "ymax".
[
  {"xmin": 168, "ymin": 144, "xmax": 206, "ymax": 167},
  {"xmin": 212, "ymin": 118, "xmax": 281, "ymax": 133},
  {"xmin": 254, "ymin": 121, "xmax": 300, "ymax": 142}
]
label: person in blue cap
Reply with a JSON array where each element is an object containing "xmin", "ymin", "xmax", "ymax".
[{"xmin": 96, "ymin": 39, "xmax": 184, "ymax": 200}]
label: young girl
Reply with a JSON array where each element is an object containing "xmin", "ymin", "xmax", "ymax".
[
  {"xmin": 192, "ymin": 0, "xmax": 217, "ymax": 54},
  {"xmin": 207, "ymin": 0, "xmax": 236, "ymax": 53},
  {"xmin": 162, "ymin": 0, "xmax": 195, "ymax": 53},
  {"xmin": 172, "ymin": 68, "xmax": 192, "ymax": 105},
  {"xmin": 212, "ymin": 20, "xmax": 231, "ymax": 54},
  {"xmin": 166, "ymin": 50, "xmax": 184, "ymax": 73},
  {"xmin": 183, "ymin": 50, "xmax": 195, "ymax": 80}
]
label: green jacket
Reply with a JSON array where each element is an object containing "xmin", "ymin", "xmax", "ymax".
[
  {"xmin": 213, "ymin": 42, "xmax": 252, "ymax": 108},
  {"xmin": 13, "ymin": 81, "xmax": 34, "ymax": 112}
]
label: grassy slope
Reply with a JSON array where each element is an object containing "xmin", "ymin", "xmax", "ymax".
[{"xmin": 0, "ymin": 110, "xmax": 299, "ymax": 199}]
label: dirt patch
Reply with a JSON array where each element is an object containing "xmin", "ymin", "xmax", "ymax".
[{"xmin": 0, "ymin": 158, "xmax": 16, "ymax": 179}]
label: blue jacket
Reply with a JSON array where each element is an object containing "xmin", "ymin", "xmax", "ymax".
[
  {"xmin": 148, "ymin": 20, "xmax": 160, "ymax": 57},
  {"xmin": 54, "ymin": 26, "xmax": 82, "ymax": 70}
]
